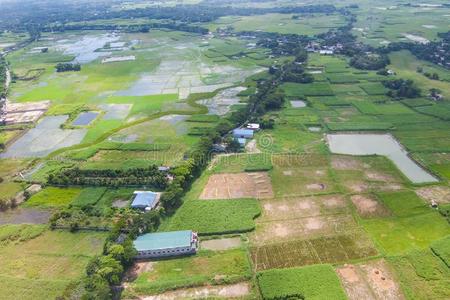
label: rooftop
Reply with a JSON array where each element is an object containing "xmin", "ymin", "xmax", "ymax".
[
  {"xmin": 133, "ymin": 230, "xmax": 193, "ymax": 251},
  {"xmin": 233, "ymin": 128, "xmax": 254, "ymax": 136},
  {"xmin": 131, "ymin": 191, "xmax": 158, "ymax": 208}
]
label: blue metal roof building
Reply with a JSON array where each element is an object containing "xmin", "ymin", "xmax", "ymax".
[
  {"xmin": 232, "ymin": 129, "xmax": 254, "ymax": 139},
  {"xmin": 131, "ymin": 191, "xmax": 159, "ymax": 210},
  {"xmin": 134, "ymin": 230, "xmax": 198, "ymax": 258}
]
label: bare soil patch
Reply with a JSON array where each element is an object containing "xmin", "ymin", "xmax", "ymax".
[
  {"xmin": 351, "ymin": 195, "xmax": 390, "ymax": 218},
  {"xmin": 306, "ymin": 183, "xmax": 326, "ymax": 191},
  {"xmin": 112, "ymin": 199, "xmax": 129, "ymax": 208},
  {"xmin": 124, "ymin": 261, "xmax": 154, "ymax": 282},
  {"xmin": 252, "ymin": 214, "xmax": 356, "ymax": 245},
  {"xmin": 245, "ymin": 139, "xmax": 261, "ymax": 154},
  {"xmin": 415, "ymin": 186, "xmax": 450, "ymax": 205},
  {"xmin": 139, "ymin": 282, "xmax": 250, "ymax": 300},
  {"xmin": 337, "ymin": 260, "xmax": 404, "ymax": 300},
  {"xmin": 365, "ymin": 171, "xmax": 395, "ymax": 182},
  {"xmin": 370, "ymin": 182, "xmax": 404, "ymax": 192},
  {"xmin": 345, "ymin": 181, "xmax": 369, "ymax": 193},
  {"xmin": 332, "ymin": 156, "xmax": 362, "ymax": 170},
  {"xmin": 201, "ymin": 237, "xmax": 241, "ymax": 251},
  {"xmin": 200, "ymin": 172, "xmax": 273, "ymax": 199},
  {"xmin": 259, "ymin": 195, "xmax": 347, "ymax": 221}
]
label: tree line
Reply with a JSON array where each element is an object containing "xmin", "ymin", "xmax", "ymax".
[
  {"xmin": 56, "ymin": 62, "xmax": 81, "ymax": 72},
  {"xmin": 48, "ymin": 166, "xmax": 168, "ymax": 189}
]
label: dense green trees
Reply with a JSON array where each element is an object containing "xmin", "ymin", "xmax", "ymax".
[
  {"xmin": 48, "ymin": 166, "xmax": 168, "ymax": 188},
  {"xmin": 0, "ymin": 56, "xmax": 7, "ymax": 97},
  {"xmin": 383, "ymin": 79, "xmax": 421, "ymax": 99},
  {"xmin": 350, "ymin": 53, "xmax": 390, "ymax": 70},
  {"xmin": 56, "ymin": 63, "xmax": 81, "ymax": 72}
]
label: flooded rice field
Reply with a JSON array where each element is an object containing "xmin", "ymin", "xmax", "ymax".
[
  {"xmin": 327, "ymin": 134, "xmax": 438, "ymax": 184},
  {"xmin": 199, "ymin": 86, "xmax": 246, "ymax": 115},
  {"xmin": 99, "ymin": 104, "xmax": 132, "ymax": 120},
  {"xmin": 54, "ymin": 33, "xmax": 120, "ymax": 64},
  {"xmin": 72, "ymin": 111, "xmax": 99, "ymax": 126},
  {"xmin": 0, "ymin": 115, "xmax": 87, "ymax": 158},
  {"xmin": 115, "ymin": 39, "xmax": 264, "ymax": 99}
]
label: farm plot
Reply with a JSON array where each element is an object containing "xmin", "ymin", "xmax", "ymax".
[
  {"xmin": 250, "ymin": 232, "xmax": 377, "ymax": 271},
  {"xmin": 350, "ymin": 194, "xmax": 391, "ymax": 218},
  {"xmin": 199, "ymin": 172, "xmax": 273, "ymax": 199},
  {"xmin": 252, "ymin": 214, "xmax": 358, "ymax": 245},
  {"xmin": 210, "ymin": 153, "xmax": 273, "ymax": 173},
  {"xmin": 0, "ymin": 116, "xmax": 87, "ymax": 158},
  {"xmin": 0, "ymin": 228, "xmax": 106, "ymax": 300},
  {"xmin": 415, "ymin": 185, "xmax": 450, "ymax": 205},
  {"xmin": 125, "ymin": 282, "xmax": 251, "ymax": 300},
  {"xmin": 271, "ymin": 166, "xmax": 337, "ymax": 197},
  {"xmin": 125, "ymin": 249, "xmax": 251, "ymax": 296},
  {"xmin": 336, "ymin": 259, "xmax": 405, "ymax": 300},
  {"xmin": 387, "ymin": 249, "xmax": 450, "ymax": 300},
  {"xmin": 164, "ymin": 199, "xmax": 260, "ymax": 235},
  {"xmin": 257, "ymin": 264, "xmax": 347, "ymax": 300},
  {"xmin": 259, "ymin": 194, "xmax": 349, "ymax": 222}
]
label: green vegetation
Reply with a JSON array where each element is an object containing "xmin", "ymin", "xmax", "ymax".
[
  {"xmin": 24, "ymin": 187, "xmax": 82, "ymax": 208},
  {"xmin": 257, "ymin": 264, "xmax": 347, "ymax": 300},
  {"xmin": 388, "ymin": 249, "xmax": 450, "ymax": 300},
  {"xmin": 0, "ymin": 228, "xmax": 106, "ymax": 300},
  {"xmin": 430, "ymin": 236, "xmax": 450, "ymax": 267},
  {"xmin": 212, "ymin": 153, "xmax": 273, "ymax": 173},
  {"xmin": 128, "ymin": 249, "xmax": 251, "ymax": 295},
  {"xmin": 164, "ymin": 199, "xmax": 261, "ymax": 235}
]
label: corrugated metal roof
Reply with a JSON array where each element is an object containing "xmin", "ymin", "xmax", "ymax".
[
  {"xmin": 133, "ymin": 230, "xmax": 193, "ymax": 251},
  {"xmin": 233, "ymin": 129, "xmax": 254, "ymax": 137},
  {"xmin": 131, "ymin": 191, "xmax": 158, "ymax": 208}
]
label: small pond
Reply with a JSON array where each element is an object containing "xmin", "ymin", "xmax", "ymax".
[
  {"xmin": 72, "ymin": 111, "xmax": 99, "ymax": 126},
  {"xmin": 327, "ymin": 133, "xmax": 438, "ymax": 184}
]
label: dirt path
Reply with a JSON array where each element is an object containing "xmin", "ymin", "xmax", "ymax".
[{"xmin": 138, "ymin": 282, "xmax": 250, "ymax": 300}]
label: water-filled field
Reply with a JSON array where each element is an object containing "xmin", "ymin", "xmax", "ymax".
[
  {"xmin": 0, "ymin": 116, "xmax": 86, "ymax": 158},
  {"xmin": 327, "ymin": 133, "xmax": 438, "ymax": 184}
]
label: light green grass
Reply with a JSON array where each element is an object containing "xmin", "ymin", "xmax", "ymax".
[
  {"xmin": 127, "ymin": 249, "xmax": 251, "ymax": 295},
  {"xmin": 257, "ymin": 264, "xmax": 347, "ymax": 300},
  {"xmin": 164, "ymin": 199, "xmax": 260, "ymax": 235},
  {"xmin": 24, "ymin": 187, "xmax": 82, "ymax": 208}
]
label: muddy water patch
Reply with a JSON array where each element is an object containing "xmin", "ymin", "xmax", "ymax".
[{"xmin": 327, "ymin": 134, "xmax": 438, "ymax": 184}]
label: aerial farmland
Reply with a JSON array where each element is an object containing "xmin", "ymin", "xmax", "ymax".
[{"xmin": 0, "ymin": 0, "xmax": 449, "ymax": 299}]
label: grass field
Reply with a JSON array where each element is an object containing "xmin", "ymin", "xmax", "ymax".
[
  {"xmin": 388, "ymin": 249, "xmax": 450, "ymax": 300},
  {"xmin": 24, "ymin": 187, "xmax": 82, "ymax": 208},
  {"xmin": 127, "ymin": 249, "xmax": 251, "ymax": 295},
  {"xmin": 207, "ymin": 13, "xmax": 346, "ymax": 35},
  {"xmin": 163, "ymin": 199, "xmax": 261, "ymax": 235},
  {"xmin": 0, "ymin": 227, "xmax": 106, "ymax": 300},
  {"xmin": 257, "ymin": 264, "xmax": 347, "ymax": 300}
]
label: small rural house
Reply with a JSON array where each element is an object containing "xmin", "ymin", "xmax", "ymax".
[
  {"xmin": 232, "ymin": 128, "xmax": 254, "ymax": 139},
  {"xmin": 134, "ymin": 230, "xmax": 199, "ymax": 259},
  {"xmin": 131, "ymin": 191, "xmax": 159, "ymax": 211},
  {"xmin": 246, "ymin": 123, "xmax": 260, "ymax": 131},
  {"xmin": 319, "ymin": 49, "xmax": 334, "ymax": 55}
]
